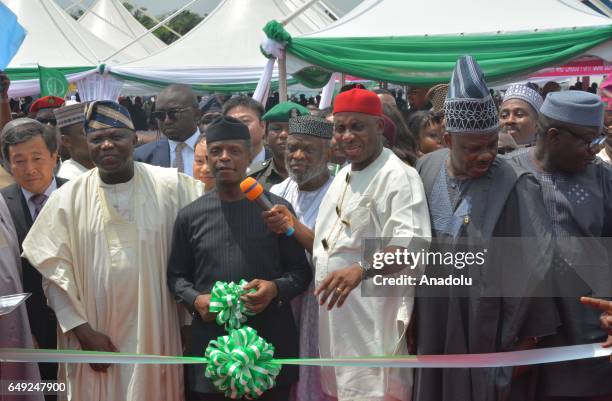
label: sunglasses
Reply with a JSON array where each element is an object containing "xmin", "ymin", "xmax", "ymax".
[{"xmin": 153, "ymin": 107, "xmax": 190, "ymax": 121}]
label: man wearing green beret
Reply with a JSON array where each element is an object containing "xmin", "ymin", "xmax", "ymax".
[{"xmin": 254, "ymin": 102, "xmax": 310, "ymax": 190}]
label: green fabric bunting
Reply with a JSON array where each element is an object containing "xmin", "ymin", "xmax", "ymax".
[
  {"xmin": 284, "ymin": 26, "xmax": 612, "ymax": 87},
  {"xmin": 208, "ymin": 280, "xmax": 256, "ymax": 330},
  {"xmin": 205, "ymin": 326, "xmax": 281, "ymax": 399},
  {"xmin": 263, "ymin": 20, "xmax": 292, "ymax": 46}
]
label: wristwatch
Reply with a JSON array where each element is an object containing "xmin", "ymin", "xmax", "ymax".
[{"xmin": 359, "ymin": 261, "xmax": 376, "ymax": 280}]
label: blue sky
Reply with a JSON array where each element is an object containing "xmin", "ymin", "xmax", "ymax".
[{"xmin": 57, "ymin": 0, "xmax": 361, "ymax": 17}]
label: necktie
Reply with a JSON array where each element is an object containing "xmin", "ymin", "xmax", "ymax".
[
  {"xmin": 30, "ymin": 193, "xmax": 48, "ymax": 220},
  {"xmin": 173, "ymin": 142, "xmax": 187, "ymax": 173}
]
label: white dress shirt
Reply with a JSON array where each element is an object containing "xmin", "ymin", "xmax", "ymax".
[{"xmin": 168, "ymin": 129, "xmax": 200, "ymax": 177}]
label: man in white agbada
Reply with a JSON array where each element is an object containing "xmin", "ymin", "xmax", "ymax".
[
  {"xmin": 22, "ymin": 101, "xmax": 203, "ymax": 401},
  {"xmin": 266, "ymin": 114, "xmax": 334, "ymax": 401},
  {"xmin": 0, "ymin": 194, "xmax": 44, "ymax": 401},
  {"xmin": 312, "ymin": 88, "xmax": 431, "ymax": 401}
]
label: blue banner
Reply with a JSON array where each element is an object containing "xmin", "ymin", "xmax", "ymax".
[{"xmin": 0, "ymin": 3, "xmax": 26, "ymax": 70}]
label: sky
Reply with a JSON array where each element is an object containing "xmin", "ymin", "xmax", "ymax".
[{"xmin": 57, "ymin": 0, "xmax": 363, "ymax": 17}]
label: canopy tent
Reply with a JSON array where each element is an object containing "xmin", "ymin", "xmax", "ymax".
[
  {"xmin": 110, "ymin": 0, "xmax": 339, "ymax": 94},
  {"xmin": 261, "ymin": 0, "xmax": 612, "ymax": 89},
  {"xmin": 3, "ymin": 0, "xmax": 133, "ymax": 97},
  {"xmin": 78, "ymin": 0, "xmax": 167, "ymax": 60}
]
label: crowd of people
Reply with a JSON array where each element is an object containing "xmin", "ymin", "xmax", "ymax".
[{"xmin": 0, "ymin": 55, "xmax": 611, "ymax": 401}]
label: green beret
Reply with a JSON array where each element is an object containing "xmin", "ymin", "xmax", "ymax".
[{"xmin": 262, "ymin": 102, "xmax": 310, "ymax": 122}]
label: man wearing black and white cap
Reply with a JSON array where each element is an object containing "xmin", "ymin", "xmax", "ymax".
[
  {"xmin": 54, "ymin": 102, "xmax": 94, "ymax": 180},
  {"xmin": 264, "ymin": 115, "xmax": 334, "ymax": 401},
  {"xmin": 414, "ymin": 55, "xmax": 558, "ymax": 401},
  {"xmin": 506, "ymin": 90, "xmax": 612, "ymax": 400}
]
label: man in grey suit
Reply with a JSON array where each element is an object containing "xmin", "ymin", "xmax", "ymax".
[{"xmin": 1, "ymin": 118, "xmax": 67, "ymax": 398}]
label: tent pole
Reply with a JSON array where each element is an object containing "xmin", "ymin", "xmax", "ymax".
[
  {"xmin": 103, "ymin": 0, "xmax": 199, "ymax": 62},
  {"xmin": 589, "ymin": 0, "xmax": 612, "ymax": 17},
  {"xmin": 64, "ymin": 0, "xmax": 84, "ymax": 13},
  {"xmin": 137, "ymin": 8, "xmax": 184, "ymax": 39},
  {"xmin": 281, "ymin": 0, "xmax": 321, "ymax": 26},
  {"xmin": 340, "ymin": 73, "xmax": 346, "ymax": 87},
  {"xmin": 279, "ymin": 50, "xmax": 288, "ymax": 102}
]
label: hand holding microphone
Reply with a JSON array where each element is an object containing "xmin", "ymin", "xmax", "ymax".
[{"xmin": 240, "ymin": 177, "xmax": 295, "ymax": 236}]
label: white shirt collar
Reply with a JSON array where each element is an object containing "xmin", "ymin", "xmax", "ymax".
[
  {"xmin": 252, "ymin": 147, "xmax": 266, "ymax": 164},
  {"xmin": 21, "ymin": 176, "xmax": 57, "ymax": 201},
  {"xmin": 168, "ymin": 128, "xmax": 200, "ymax": 152}
]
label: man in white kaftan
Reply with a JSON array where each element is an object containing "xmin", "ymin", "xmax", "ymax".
[
  {"xmin": 22, "ymin": 101, "xmax": 203, "ymax": 401},
  {"xmin": 312, "ymin": 89, "xmax": 431, "ymax": 401},
  {"xmin": 268, "ymin": 115, "xmax": 335, "ymax": 401}
]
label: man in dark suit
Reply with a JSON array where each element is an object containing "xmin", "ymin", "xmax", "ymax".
[
  {"xmin": 0, "ymin": 118, "xmax": 66, "ymax": 396},
  {"xmin": 167, "ymin": 116, "xmax": 311, "ymax": 401},
  {"xmin": 134, "ymin": 84, "xmax": 201, "ymax": 177}
]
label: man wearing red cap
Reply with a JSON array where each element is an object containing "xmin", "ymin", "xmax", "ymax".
[
  {"xmin": 312, "ymin": 88, "xmax": 431, "ymax": 401},
  {"xmin": 29, "ymin": 95, "xmax": 65, "ymax": 126}
]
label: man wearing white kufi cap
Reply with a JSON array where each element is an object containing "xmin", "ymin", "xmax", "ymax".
[
  {"xmin": 499, "ymin": 83, "xmax": 543, "ymax": 146},
  {"xmin": 54, "ymin": 102, "xmax": 94, "ymax": 180}
]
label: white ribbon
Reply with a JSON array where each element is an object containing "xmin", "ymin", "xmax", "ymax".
[
  {"xmin": 318, "ymin": 72, "xmax": 338, "ymax": 109},
  {"xmin": 1, "ymin": 343, "xmax": 610, "ymax": 368},
  {"xmin": 252, "ymin": 38, "xmax": 286, "ymax": 103},
  {"xmin": 252, "ymin": 58, "xmax": 276, "ymax": 104}
]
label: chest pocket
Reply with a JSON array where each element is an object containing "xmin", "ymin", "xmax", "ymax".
[{"xmin": 344, "ymin": 197, "xmax": 375, "ymax": 235}]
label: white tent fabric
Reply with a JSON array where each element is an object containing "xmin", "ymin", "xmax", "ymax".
[
  {"xmin": 305, "ymin": 0, "xmax": 610, "ymax": 37},
  {"xmin": 284, "ymin": 0, "xmax": 612, "ymax": 81},
  {"xmin": 78, "ymin": 0, "xmax": 167, "ymax": 60},
  {"xmin": 110, "ymin": 0, "xmax": 337, "ymax": 90},
  {"xmin": 3, "ymin": 0, "xmax": 132, "ymax": 68}
]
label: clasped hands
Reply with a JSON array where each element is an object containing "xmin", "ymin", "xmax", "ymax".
[
  {"xmin": 194, "ymin": 279, "xmax": 279, "ymax": 322},
  {"xmin": 581, "ymin": 296, "xmax": 612, "ymax": 350}
]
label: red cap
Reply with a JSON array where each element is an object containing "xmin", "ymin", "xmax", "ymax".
[
  {"xmin": 333, "ymin": 88, "xmax": 383, "ymax": 117},
  {"xmin": 29, "ymin": 96, "xmax": 65, "ymax": 114}
]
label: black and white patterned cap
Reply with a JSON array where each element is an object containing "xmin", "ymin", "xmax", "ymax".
[
  {"xmin": 444, "ymin": 55, "xmax": 499, "ymax": 134},
  {"xmin": 288, "ymin": 115, "xmax": 333, "ymax": 140}
]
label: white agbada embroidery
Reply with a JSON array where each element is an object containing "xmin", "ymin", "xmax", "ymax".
[{"xmin": 313, "ymin": 148, "xmax": 431, "ymax": 401}]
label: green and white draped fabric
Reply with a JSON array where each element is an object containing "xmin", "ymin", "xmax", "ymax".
[
  {"xmin": 7, "ymin": 67, "xmax": 97, "ymax": 98},
  {"xmin": 284, "ymin": 26, "xmax": 612, "ymax": 88},
  {"xmin": 257, "ymin": 0, "xmax": 612, "ymax": 90}
]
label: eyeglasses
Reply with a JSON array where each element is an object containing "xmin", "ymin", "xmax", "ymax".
[
  {"xmin": 556, "ymin": 127, "xmax": 606, "ymax": 153},
  {"xmin": 153, "ymin": 108, "xmax": 190, "ymax": 121}
]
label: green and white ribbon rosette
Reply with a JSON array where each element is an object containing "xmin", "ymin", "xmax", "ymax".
[
  {"xmin": 205, "ymin": 326, "xmax": 280, "ymax": 399},
  {"xmin": 208, "ymin": 280, "xmax": 255, "ymax": 330},
  {"xmin": 204, "ymin": 280, "xmax": 281, "ymax": 399}
]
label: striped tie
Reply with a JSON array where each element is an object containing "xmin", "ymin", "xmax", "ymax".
[
  {"xmin": 173, "ymin": 142, "xmax": 187, "ymax": 173},
  {"xmin": 30, "ymin": 193, "xmax": 48, "ymax": 220}
]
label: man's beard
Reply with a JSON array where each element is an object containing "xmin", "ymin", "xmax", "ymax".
[{"xmin": 289, "ymin": 162, "xmax": 328, "ymax": 187}]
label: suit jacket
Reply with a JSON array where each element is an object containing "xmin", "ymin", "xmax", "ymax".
[
  {"xmin": 133, "ymin": 138, "xmax": 171, "ymax": 168},
  {"xmin": 1, "ymin": 177, "xmax": 67, "ymax": 350}
]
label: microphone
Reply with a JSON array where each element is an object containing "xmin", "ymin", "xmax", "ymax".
[{"xmin": 240, "ymin": 177, "xmax": 295, "ymax": 236}]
